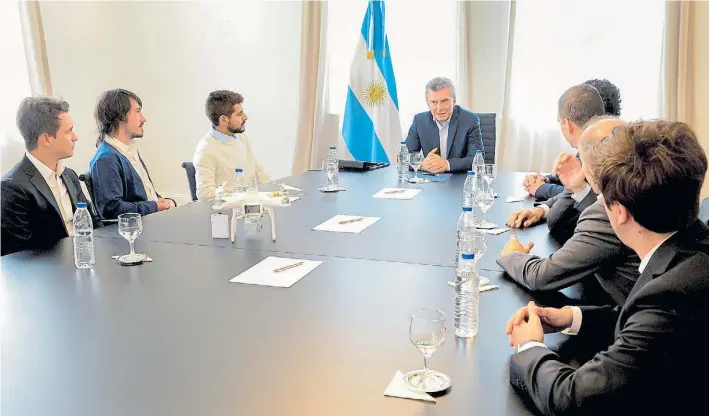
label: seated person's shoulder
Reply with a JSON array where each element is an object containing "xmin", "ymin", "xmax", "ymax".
[{"xmin": 455, "ymin": 106, "xmax": 480, "ymax": 122}]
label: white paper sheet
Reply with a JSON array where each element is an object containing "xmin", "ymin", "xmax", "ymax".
[
  {"xmin": 477, "ymin": 228, "xmax": 510, "ymax": 235},
  {"xmin": 383, "ymin": 370, "xmax": 436, "ymax": 402},
  {"xmin": 312, "ymin": 215, "xmax": 380, "ymax": 234},
  {"xmin": 506, "ymin": 195, "xmax": 528, "ymax": 203},
  {"xmin": 372, "ymin": 188, "xmax": 422, "ymax": 200},
  {"xmin": 229, "ymin": 256, "xmax": 322, "ymax": 287}
]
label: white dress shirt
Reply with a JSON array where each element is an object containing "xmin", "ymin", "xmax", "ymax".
[
  {"xmin": 105, "ymin": 137, "xmax": 159, "ymax": 202},
  {"xmin": 26, "ymin": 152, "xmax": 74, "ymax": 236},
  {"xmin": 435, "ymin": 118, "xmax": 451, "ymax": 171},
  {"xmin": 539, "ymin": 184, "xmax": 592, "ymax": 218},
  {"xmin": 516, "ymin": 231, "xmax": 677, "ymax": 353}
]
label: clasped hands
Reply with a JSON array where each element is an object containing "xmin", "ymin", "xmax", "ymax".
[
  {"xmin": 505, "ymin": 301, "xmax": 574, "ymax": 351},
  {"xmin": 421, "ymin": 148, "xmax": 448, "ymax": 174}
]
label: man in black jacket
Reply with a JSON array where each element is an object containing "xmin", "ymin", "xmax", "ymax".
[
  {"xmin": 505, "ymin": 120, "xmax": 709, "ymax": 415},
  {"xmin": 1, "ymin": 97, "xmax": 101, "ymax": 256}
]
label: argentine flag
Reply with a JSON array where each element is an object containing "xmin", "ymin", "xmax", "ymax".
[{"xmin": 342, "ymin": 0, "xmax": 402, "ymax": 164}]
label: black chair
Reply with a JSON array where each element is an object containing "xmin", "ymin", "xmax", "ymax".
[
  {"xmin": 477, "ymin": 113, "xmax": 497, "ymax": 165},
  {"xmin": 78, "ymin": 172, "xmax": 103, "ymax": 220},
  {"xmin": 181, "ymin": 162, "xmax": 198, "ymax": 201}
]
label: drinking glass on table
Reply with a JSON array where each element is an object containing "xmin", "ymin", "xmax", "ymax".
[
  {"xmin": 476, "ymin": 187, "xmax": 497, "ymax": 228},
  {"xmin": 404, "ymin": 309, "xmax": 451, "ymax": 392},
  {"xmin": 408, "ymin": 150, "xmax": 424, "ymax": 183},
  {"xmin": 117, "ymin": 213, "xmax": 144, "ymax": 263},
  {"xmin": 483, "ymin": 164, "xmax": 497, "ymax": 187},
  {"xmin": 472, "ymin": 233, "xmax": 490, "ymax": 286}
]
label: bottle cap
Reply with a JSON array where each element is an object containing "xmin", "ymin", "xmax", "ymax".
[
  {"xmin": 400, "ymin": 141, "xmax": 406, "ymax": 144},
  {"xmin": 235, "ymin": 168, "xmax": 243, "ymax": 173},
  {"xmin": 462, "ymin": 206, "xmax": 472, "ymax": 211},
  {"xmin": 77, "ymin": 202, "xmax": 88, "ymax": 208},
  {"xmin": 467, "ymin": 171, "xmax": 475, "ymax": 176},
  {"xmin": 329, "ymin": 146, "xmax": 336, "ymax": 150},
  {"xmin": 461, "ymin": 253, "xmax": 475, "ymax": 260}
]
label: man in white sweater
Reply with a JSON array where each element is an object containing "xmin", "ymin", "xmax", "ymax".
[{"xmin": 193, "ymin": 90, "xmax": 269, "ymax": 200}]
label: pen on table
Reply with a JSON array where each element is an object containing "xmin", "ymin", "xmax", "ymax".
[
  {"xmin": 338, "ymin": 217, "xmax": 365, "ymax": 225},
  {"xmin": 273, "ymin": 261, "xmax": 305, "ymax": 273},
  {"xmin": 384, "ymin": 190, "xmax": 407, "ymax": 194},
  {"xmin": 420, "ymin": 172, "xmax": 440, "ymax": 177}
]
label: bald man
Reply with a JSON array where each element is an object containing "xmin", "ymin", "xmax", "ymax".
[{"xmin": 498, "ymin": 116, "xmax": 640, "ymax": 305}]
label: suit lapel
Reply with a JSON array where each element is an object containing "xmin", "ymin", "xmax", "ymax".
[
  {"xmin": 626, "ymin": 238, "xmax": 678, "ymax": 301},
  {"xmin": 446, "ymin": 106, "xmax": 460, "ymax": 158},
  {"xmin": 60, "ymin": 171, "xmax": 79, "ymax": 215},
  {"xmin": 425, "ymin": 114, "xmax": 440, "ymax": 151},
  {"xmin": 22, "ymin": 157, "xmax": 63, "ymax": 221}
]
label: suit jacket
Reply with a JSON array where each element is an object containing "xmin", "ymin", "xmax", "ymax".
[
  {"xmin": 1, "ymin": 156, "xmax": 102, "ymax": 256},
  {"xmin": 510, "ymin": 220, "xmax": 709, "ymax": 416},
  {"xmin": 543, "ymin": 188, "xmax": 598, "ymax": 244},
  {"xmin": 535, "ymin": 177, "xmax": 564, "ymax": 201},
  {"xmin": 498, "ymin": 200, "xmax": 640, "ymax": 305},
  {"xmin": 405, "ymin": 105, "xmax": 483, "ymax": 172},
  {"xmin": 90, "ymin": 141, "xmax": 162, "ymax": 219}
]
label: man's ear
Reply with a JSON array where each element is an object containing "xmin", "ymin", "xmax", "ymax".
[{"xmin": 616, "ymin": 203, "xmax": 630, "ymax": 226}]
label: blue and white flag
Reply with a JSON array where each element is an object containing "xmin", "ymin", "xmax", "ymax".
[{"xmin": 341, "ymin": 0, "xmax": 402, "ymax": 164}]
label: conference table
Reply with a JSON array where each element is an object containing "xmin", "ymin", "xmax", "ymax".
[{"xmin": 2, "ymin": 168, "xmax": 599, "ymax": 416}]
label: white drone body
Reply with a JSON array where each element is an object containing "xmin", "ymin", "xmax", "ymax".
[{"xmin": 212, "ymin": 191, "xmax": 292, "ymax": 243}]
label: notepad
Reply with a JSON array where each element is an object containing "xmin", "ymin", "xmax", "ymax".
[
  {"xmin": 229, "ymin": 256, "xmax": 322, "ymax": 287},
  {"xmin": 312, "ymin": 215, "xmax": 380, "ymax": 233},
  {"xmin": 372, "ymin": 188, "xmax": 422, "ymax": 200}
]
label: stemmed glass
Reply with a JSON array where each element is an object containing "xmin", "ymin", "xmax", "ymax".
[
  {"xmin": 483, "ymin": 164, "xmax": 497, "ymax": 187},
  {"xmin": 472, "ymin": 234, "xmax": 490, "ymax": 286},
  {"xmin": 117, "ymin": 213, "xmax": 145, "ymax": 264},
  {"xmin": 408, "ymin": 150, "xmax": 423, "ymax": 183},
  {"xmin": 404, "ymin": 309, "xmax": 452, "ymax": 392},
  {"xmin": 476, "ymin": 187, "xmax": 496, "ymax": 229}
]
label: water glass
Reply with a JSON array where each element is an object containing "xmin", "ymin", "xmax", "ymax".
[
  {"xmin": 404, "ymin": 309, "xmax": 451, "ymax": 392},
  {"xmin": 476, "ymin": 188, "xmax": 496, "ymax": 228},
  {"xmin": 117, "ymin": 213, "xmax": 143, "ymax": 263},
  {"xmin": 408, "ymin": 150, "xmax": 423, "ymax": 182},
  {"xmin": 483, "ymin": 164, "xmax": 497, "ymax": 187}
]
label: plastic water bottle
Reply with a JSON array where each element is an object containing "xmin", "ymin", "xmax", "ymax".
[
  {"xmin": 454, "ymin": 251, "xmax": 480, "ymax": 338},
  {"xmin": 455, "ymin": 206, "xmax": 477, "ymax": 269},
  {"xmin": 397, "ymin": 141, "xmax": 409, "ymax": 181},
  {"xmin": 73, "ymin": 202, "xmax": 95, "ymax": 269},
  {"xmin": 463, "ymin": 171, "xmax": 476, "ymax": 208},
  {"xmin": 472, "ymin": 150, "xmax": 485, "ymax": 188},
  {"xmin": 325, "ymin": 146, "xmax": 339, "ymax": 188},
  {"xmin": 228, "ymin": 168, "xmax": 246, "ymax": 219}
]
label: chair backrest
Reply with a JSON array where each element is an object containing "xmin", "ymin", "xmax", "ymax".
[
  {"xmin": 477, "ymin": 113, "xmax": 497, "ymax": 165},
  {"xmin": 78, "ymin": 172, "xmax": 99, "ymax": 217},
  {"xmin": 181, "ymin": 162, "xmax": 198, "ymax": 201}
]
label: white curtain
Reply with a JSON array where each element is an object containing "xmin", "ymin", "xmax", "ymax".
[{"xmin": 499, "ymin": 0, "xmax": 665, "ymax": 173}]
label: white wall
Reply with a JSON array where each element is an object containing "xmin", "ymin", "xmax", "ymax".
[
  {"xmin": 694, "ymin": 2, "xmax": 709, "ymax": 199},
  {"xmin": 27, "ymin": 0, "xmax": 302, "ymax": 199}
]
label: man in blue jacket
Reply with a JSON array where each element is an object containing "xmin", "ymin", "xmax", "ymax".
[
  {"xmin": 89, "ymin": 89, "xmax": 175, "ymax": 219},
  {"xmin": 405, "ymin": 77, "xmax": 483, "ymax": 173}
]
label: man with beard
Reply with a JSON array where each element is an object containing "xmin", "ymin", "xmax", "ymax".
[
  {"xmin": 193, "ymin": 90, "xmax": 269, "ymax": 200},
  {"xmin": 90, "ymin": 89, "xmax": 175, "ymax": 219}
]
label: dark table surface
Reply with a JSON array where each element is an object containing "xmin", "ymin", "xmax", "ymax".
[
  {"xmin": 1, "ymin": 237, "xmax": 587, "ymax": 416},
  {"xmin": 2, "ymin": 169, "xmax": 577, "ymax": 416},
  {"xmin": 95, "ymin": 169, "xmax": 561, "ymax": 271}
]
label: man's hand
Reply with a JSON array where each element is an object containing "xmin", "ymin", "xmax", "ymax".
[
  {"xmin": 421, "ymin": 148, "xmax": 448, "ymax": 173},
  {"xmin": 506, "ymin": 207, "xmax": 545, "ymax": 228},
  {"xmin": 157, "ymin": 198, "xmax": 173, "ymax": 211},
  {"xmin": 505, "ymin": 302, "xmax": 574, "ymax": 338},
  {"xmin": 523, "ymin": 173, "xmax": 547, "ymax": 196},
  {"xmin": 554, "ymin": 153, "xmax": 586, "ymax": 193},
  {"xmin": 500, "ymin": 235, "xmax": 534, "ymax": 256},
  {"xmin": 507, "ymin": 302, "xmax": 545, "ymax": 348}
]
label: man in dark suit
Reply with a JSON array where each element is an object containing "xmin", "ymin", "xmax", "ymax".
[
  {"xmin": 498, "ymin": 117, "xmax": 639, "ymax": 306},
  {"xmin": 1, "ymin": 97, "xmax": 101, "ymax": 256},
  {"xmin": 405, "ymin": 77, "xmax": 483, "ymax": 173},
  {"xmin": 525, "ymin": 78, "xmax": 623, "ymax": 201},
  {"xmin": 90, "ymin": 89, "xmax": 175, "ymax": 219},
  {"xmin": 505, "ymin": 120, "xmax": 709, "ymax": 415},
  {"xmin": 507, "ymin": 84, "xmax": 604, "ymax": 244}
]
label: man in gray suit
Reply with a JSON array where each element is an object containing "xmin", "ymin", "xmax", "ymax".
[
  {"xmin": 405, "ymin": 77, "xmax": 483, "ymax": 173},
  {"xmin": 498, "ymin": 117, "xmax": 640, "ymax": 306},
  {"xmin": 507, "ymin": 84, "xmax": 605, "ymax": 244}
]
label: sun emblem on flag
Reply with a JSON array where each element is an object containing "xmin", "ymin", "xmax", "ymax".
[{"xmin": 362, "ymin": 80, "xmax": 388, "ymax": 107}]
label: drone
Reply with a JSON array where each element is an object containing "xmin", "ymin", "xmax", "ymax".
[{"xmin": 212, "ymin": 189, "xmax": 293, "ymax": 243}]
